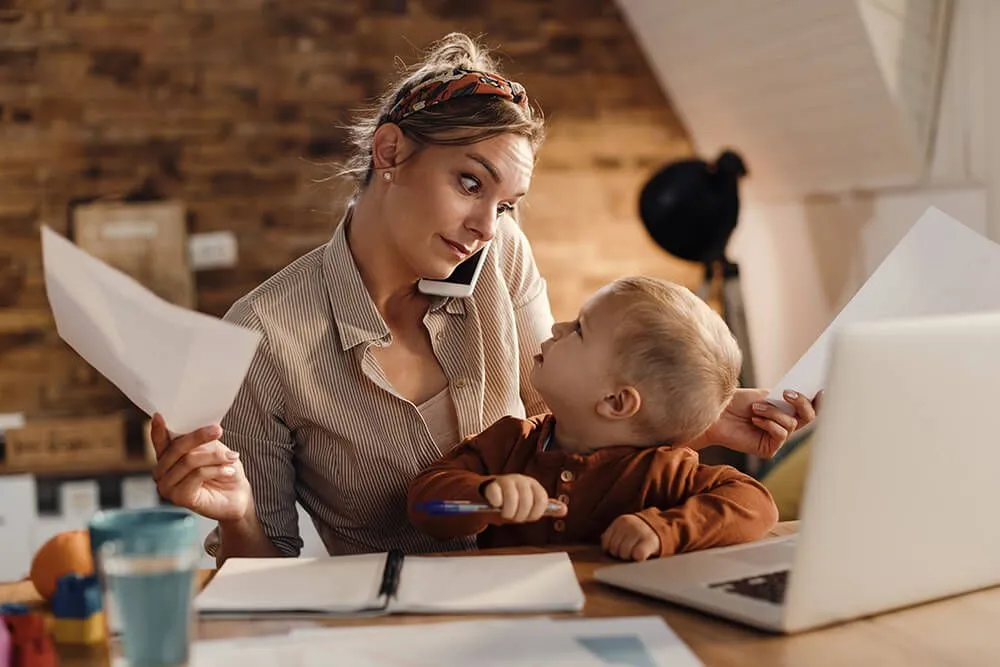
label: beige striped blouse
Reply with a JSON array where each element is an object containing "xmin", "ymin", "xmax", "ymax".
[{"xmin": 205, "ymin": 211, "xmax": 554, "ymax": 557}]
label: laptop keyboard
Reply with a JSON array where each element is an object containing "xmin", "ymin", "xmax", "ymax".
[{"xmin": 709, "ymin": 570, "xmax": 789, "ymax": 605}]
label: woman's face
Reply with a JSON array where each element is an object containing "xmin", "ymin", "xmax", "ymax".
[{"xmin": 377, "ymin": 131, "xmax": 534, "ymax": 281}]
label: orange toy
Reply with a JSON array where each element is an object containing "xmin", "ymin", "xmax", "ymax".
[{"xmin": 29, "ymin": 530, "xmax": 93, "ymax": 600}]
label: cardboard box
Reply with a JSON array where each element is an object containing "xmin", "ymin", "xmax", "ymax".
[
  {"xmin": 72, "ymin": 199, "xmax": 195, "ymax": 308},
  {"xmin": 4, "ymin": 414, "xmax": 125, "ymax": 468}
]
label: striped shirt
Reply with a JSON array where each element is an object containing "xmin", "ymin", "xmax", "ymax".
[{"xmin": 205, "ymin": 211, "xmax": 554, "ymax": 557}]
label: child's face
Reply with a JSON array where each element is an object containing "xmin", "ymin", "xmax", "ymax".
[{"xmin": 529, "ymin": 286, "xmax": 624, "ymax": 422}]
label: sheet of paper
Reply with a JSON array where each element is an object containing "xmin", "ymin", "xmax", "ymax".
[
  {"xmin": 769, "ymin": 207, "xmax": 1000, "ymax": 408},
  {"xmin": 194, "ymin": 554, "xmax": 387, "ymax": 614},
  {"xmin": 41, "ymin": 226, "xmax": 260, "ymax": 434},
  {"xmin": 194, "ymin": 620, "xmax": 607, "ymax": 667},
  {"xmin": 557, "ymin": 616, "xmax": 703, "ymax": 667},
  {"xmin": 289, "ymin": 616, "xmax": 700, "ymax": 667},
  {"xmin": 397, "ymin": 552, "xmax": 585, "ymax": 613}
]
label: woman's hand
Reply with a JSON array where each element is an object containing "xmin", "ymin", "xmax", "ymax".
[
  {"xmin": 697, "ymin": 389, "xmax": 821, "ymax": 459},
  {"xmin": 150, "ymin": 413, "xmax": 252, "ymax": 522}
]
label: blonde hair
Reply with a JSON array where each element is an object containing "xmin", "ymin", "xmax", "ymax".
[
  {"xmin": 340, "ymin": 33, "xmax": 545, "ymax": 189},
  {"xmin": 607, "ymin": 277, "xmax": 742, "ymax": 445}
]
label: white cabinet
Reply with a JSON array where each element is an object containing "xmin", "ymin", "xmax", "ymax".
[
  {"xmin": 0, "ymin": 475, "xmax": 37, "ymax": 581},
  {"xmin": 0, "ymin": 473, "xmax": 330, "ymax": 582}
]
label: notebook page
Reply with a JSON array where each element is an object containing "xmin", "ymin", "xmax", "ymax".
[
  {"xmin": 394, "ymin": 552, "xmax": 585, "ymax": 613},
  {"xmin": 194, "ymin": 553, "xmax": 387, "ymax": 614}
]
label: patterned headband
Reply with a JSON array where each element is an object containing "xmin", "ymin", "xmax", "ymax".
[{"xmin": 384, "ymin": 67, "xmax": 529, "ymax": 125}]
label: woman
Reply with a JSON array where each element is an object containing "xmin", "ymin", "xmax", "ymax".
[{"xmin": 150, "ymin": 33, "xmax": 817, "ymax": 562}]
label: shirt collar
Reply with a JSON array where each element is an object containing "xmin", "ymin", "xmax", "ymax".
[
  {"xmin": 323, "ymin": 216, "xmax": 390, "ymax": 351},
  {"xmin": 323, "ymin": 209, "xmax": 465, "ymax": 351}
]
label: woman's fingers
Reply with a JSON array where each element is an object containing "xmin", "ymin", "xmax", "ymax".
[
  {"xmin": 752, "ymin": 401, "xmax": 798, "ymax": 433},
  {"xmin": 156, "ymin": 442, "xmax": 239, "ymax": 493},
  {"xmin": 163, "ymin": 464, "xmax": 238, "ymax": 506},
  {"xmin": 784, "ymin": 390, "xmax": 818, "ymax": 428},
  {"xmin": 751, "ymin": 416, "xmax": 789, "ymax": 444},
  {"xmin": 150, "ymin": 413, "xmax": 170, "ymax": 457},
  {"xmin": 152, "ymin": 424, "xmax": 224, "ymax": 482}
]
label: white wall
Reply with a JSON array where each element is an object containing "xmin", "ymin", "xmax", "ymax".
[
  {"xmin": 731, "ymin": 0, "xmax": 994, "ymax": 388},
  {"xmin": 733, "ymin": 187, "xmax": 986, "ymax": 387}
]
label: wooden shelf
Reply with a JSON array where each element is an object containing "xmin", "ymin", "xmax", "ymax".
[
  {"xmin": 0, "ymin": 309, "xmax": 53, "ymax": 334},
  {"xmin": 0, "ymin": 456, "xmax": 154, "ymax": 478}
]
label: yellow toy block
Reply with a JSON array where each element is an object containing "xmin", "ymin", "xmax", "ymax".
[{"xmin": 51, "ymin": 612, "xmax": 106, "ymax": 644}]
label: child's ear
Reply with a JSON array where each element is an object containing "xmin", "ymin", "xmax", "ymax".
[{"xmin": 596, "ymin": 386, "xmax": 642, "ymax": 421}]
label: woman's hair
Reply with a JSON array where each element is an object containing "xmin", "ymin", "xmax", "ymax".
[
  {"xmin": 340, "ymin": 32, "xmax": 545, "ymax": 188},
  {"xmin": 607, "ymin": 277, "xmax": 743, "ymax": 445}
]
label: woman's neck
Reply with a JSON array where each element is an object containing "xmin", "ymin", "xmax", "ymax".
[{"xmin": 346, "ymin": 192, "xmax": 425, "ymax": 315}]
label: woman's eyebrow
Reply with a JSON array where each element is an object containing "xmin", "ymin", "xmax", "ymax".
[
  {"xmin": 467, "ymin": 153, "xmax": 502, "ymax": 183},
  {"xmin": 466, "ymin": 153, "xmax": 528, "ymax": 198}
]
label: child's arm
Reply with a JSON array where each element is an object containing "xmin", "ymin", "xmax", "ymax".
[
  {"xmin": 629, "ymin": 448, "xmax": 779, "ymax": 557},
  {"xmin": 407, "ymin": 416, "xmax": 528, "ymax": 541}
]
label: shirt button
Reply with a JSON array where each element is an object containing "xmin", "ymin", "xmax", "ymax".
[
  {"xmin": 435, "ymin": 331, "xmax": 445, "ymax": 342},
  {"xmin": 559, "ymin": 470, "xmax": 573, "ymax": 483},
  {"xmin": 455, "ymin": 378, "xmax": 467, "ymax": 389},
  {"xmin": 557, "ymin": 494, "xmax": 570, "ymax": 505},
  {"xmin": 553, "ymin": 519, "xmax": 566, "ymax": 533}
]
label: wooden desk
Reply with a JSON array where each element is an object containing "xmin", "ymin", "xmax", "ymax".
[{"xmin": 3, "ymin": 522, "xmax": 998, "ymax": 666}]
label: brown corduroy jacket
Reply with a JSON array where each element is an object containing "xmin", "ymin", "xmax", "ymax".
[{"xmin": 408, "ymin": 413, "xmax": 779, "ymax": 557}]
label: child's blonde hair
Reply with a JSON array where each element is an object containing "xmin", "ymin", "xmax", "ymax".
[{"xmin": 607, "ymin": 277, "xmax": 742, "ymax": 445}]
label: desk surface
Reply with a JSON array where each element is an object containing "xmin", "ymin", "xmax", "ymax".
[{"xmin": 3, "ymin": 522, "xmax": 999, "ymax": 667}]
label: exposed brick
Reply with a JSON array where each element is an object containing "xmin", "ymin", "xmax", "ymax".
[
  {"xmin": 89, "ymin": 48, "xmax": 142, "ymax": 85},
  {"xmin": 365, "ymin": 0, "xmax": 405, "ymax": 15},
  {"xmin": 0, "ymin": 47, "xmax": 37, "ymax": 69},
  {"xmin": 0, "ymin": 0, "xmax": 695, "ymax": 422}
]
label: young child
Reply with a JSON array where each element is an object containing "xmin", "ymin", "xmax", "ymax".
[{"xmin": 407, "ymin": 276, "xmax": 778, "ymax": 562}]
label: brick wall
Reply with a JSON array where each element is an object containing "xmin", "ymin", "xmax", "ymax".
[{"xmin": 0, "ymin": 0, "xmax": 697, "ymax": 421}]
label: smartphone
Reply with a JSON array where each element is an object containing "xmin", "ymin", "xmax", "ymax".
[{"xmin": 417, "ymin": 245, "xmax": 489, "ymax": 298}]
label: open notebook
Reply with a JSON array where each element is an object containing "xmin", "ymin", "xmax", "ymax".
[{"xmin": 195, "ymin": 551, "xmax": 585, "ymax": 617}]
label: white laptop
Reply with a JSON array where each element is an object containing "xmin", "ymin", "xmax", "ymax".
[{"xmin": 595, "ymin": 311, "xmax": 1000, "ymax": 633}]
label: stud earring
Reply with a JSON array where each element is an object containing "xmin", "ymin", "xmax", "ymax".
[{"xmin": 382, "ymin": 171, "xmax": 392, "ymax": 182}]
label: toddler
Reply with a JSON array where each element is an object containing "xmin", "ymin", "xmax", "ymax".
[{"xmin": 408, "ymin": 276, "xmax": 778, "ymax": 561}]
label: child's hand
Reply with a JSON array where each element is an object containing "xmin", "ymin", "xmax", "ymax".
[
  {"xmin": 601, "ymin": 514, "xmax": 661, "ymax": 561},
  {"xmin": 483, "ymin": 475, "xmax": 567, "ymax": 524}
]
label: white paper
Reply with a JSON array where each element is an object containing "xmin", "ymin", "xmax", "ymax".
[
  {"xmin": 552, "ymin": 616, "xmax": 703, "ymax": 667},
  {"xmin": 197, "ymin": 619, "xmax": 607, "ymax": 667},
  {"xmin": 289, "ymin": 616, "xmax": 699, "ymax": 667},
  {"xmin": 396, "ymin": 552, "xmax": 585, "ymax": 613},
  {"xmin": 769, "ymin": 207, "xmax": 1000, "ymax": 408},
  {"xmin": 41, "ymin": 226, "xmax": 260, "ymax": 434},
  {"xmin": 194, "ymin": 553, "xmax": 387, "ymax": 614}
]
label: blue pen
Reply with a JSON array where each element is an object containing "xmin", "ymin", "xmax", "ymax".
[{"xmin": 415, "ymin": 500, "xmax": 565, "ymax": 516}]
